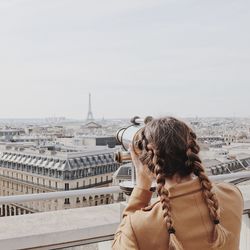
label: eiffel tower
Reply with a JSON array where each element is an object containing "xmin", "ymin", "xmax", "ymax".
[{"xmin": 86, "ymin": 93, "xmax": 94, "ymax": 121}]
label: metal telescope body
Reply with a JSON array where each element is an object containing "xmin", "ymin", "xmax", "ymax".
[
  {"xmin": 115, "ymin": 117, "xmax": 152, "ymax": 192},
  {"xmin": 115, "ymin": 117, "xmax": 151, "ymax": 163}
]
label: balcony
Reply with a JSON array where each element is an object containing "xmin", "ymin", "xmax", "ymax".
[{"xmin": 0, "ymin": 172, "xmax": 249, "ymax": 250}]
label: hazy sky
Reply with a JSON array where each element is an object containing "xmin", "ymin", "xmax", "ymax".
[{"xmin": 0, "ymin": 0, "xmax": 249, "ymax": 119}]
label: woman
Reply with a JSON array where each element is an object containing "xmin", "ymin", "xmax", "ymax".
[{"xmin": 112, "ymin": 117, "xmax": 243, "ymax": 250}]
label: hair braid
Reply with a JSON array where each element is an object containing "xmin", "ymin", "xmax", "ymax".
[
  {"xmin": 187, "ymin": 131, "xmax": 228, "ymax": 248},
  {"xmin": 138, "ymin": 128, "xmax": 156, "ymax": 173},
  {"xmin": 138, "ymin": 120, "xmax": 184, "ymax": 250},
  {"xmin": 139, "ymin": 132, "xmax": 184, "ymax": 250},
  {"xmin": 154, "ymin": 154, "xmax": 184, "ymax": 250}
]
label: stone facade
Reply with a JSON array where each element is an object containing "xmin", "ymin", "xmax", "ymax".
[{"xmin": 0, "ymin": 147, "xmax": 120, "ymax": 216}]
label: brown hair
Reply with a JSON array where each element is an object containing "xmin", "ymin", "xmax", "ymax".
[{"xmin": 137, "ymin": 117, "xmax": 228, "ymax": 250}]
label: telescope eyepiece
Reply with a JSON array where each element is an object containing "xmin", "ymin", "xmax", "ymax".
[{"xmin": 130, "ymin": 116, "xmax": 141, "ymax": 125}]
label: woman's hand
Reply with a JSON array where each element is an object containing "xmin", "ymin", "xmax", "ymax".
[{"xmin": 129, "ymin": 145, "xmax": 154, "ymax": 191}]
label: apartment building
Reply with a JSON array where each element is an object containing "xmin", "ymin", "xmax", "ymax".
[{"xmin": 0, "ymin": 146, "xmax": 120, "ymax": 216}]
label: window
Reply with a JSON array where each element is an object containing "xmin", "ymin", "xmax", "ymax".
[
  {"xmin": 106, "ymin": 176, "xmax": 108, "ymax": 181},
  {"xmin": 55, "ymin": 182, "xmax": 57, "ymax": 189},
  {"xmin": 76, "ymin": 197, "xmax": 80, "ymax": 203},
  {"xmin": 119, "ymin": 193, "xmax": 124, "ymax": 200},
  {"xmin": 89, "ymin": 179, "xmax": 91, "ymax": 185},
  {"xmin": 95, "ymin": 178, "xmax": 97, "ymax": 184},
  {"xmin": 83, "ymin": 180, "xmax": 85, "ymax": 186},
  {"xmin": 76, "ymin": 182, "xmax": 79, "ymax": 189},
  {"xmin": 128, "ymin": 169, "xmax": 132, "ymax": 176},
  {"xmin": 64, "ymin": 198, "xmax": 70, "ymax": 204},
  {"xmin": 49, "ymin": 180, "xmax": 51, "ymax": 187},
  {"xmin": 65, "ymin": 183, "xmax": 69, "ymax": 190}
]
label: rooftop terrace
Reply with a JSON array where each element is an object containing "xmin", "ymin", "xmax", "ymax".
[{"xmin": 0, "ymin": 172, "xmax": 249, "ymax": 249}]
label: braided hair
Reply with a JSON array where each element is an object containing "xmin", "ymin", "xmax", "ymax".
[{"xmin": 137, "ymin": 117, "xmax": 228, "ymax": 250}]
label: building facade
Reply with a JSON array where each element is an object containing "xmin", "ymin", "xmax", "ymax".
[{"xmin": 0, "ymin": 147, "xmax": 120, "ymax": 216}]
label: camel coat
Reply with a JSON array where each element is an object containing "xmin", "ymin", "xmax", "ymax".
[{"xmin": 112, "ymin": 178, "xmax": 243, "ymax": 250}]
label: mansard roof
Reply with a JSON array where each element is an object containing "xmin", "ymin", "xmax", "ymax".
[
  {"xmin": 0, "ymin": 148, "xmax": 116, "ymax": 172},
  {"xmin": 113, "ymin": 163, "xmax": 133, "ymax": 179}
]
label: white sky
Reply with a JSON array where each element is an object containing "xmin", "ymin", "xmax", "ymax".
[{"xmin": 0, "ymin": 0, "xmax": 249, "ymax": 119}]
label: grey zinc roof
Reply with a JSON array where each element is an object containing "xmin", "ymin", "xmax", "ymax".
[
  {"xmin": 113, "ymin": 163, "xmax": 133, "ymax": 179},
  {"xmin": 203, "ymin": 159, "xmax": 222, "ymax": 168},
  {"xmin": 236, "ymin": 153, "xmax": 250, "ymax": 160},
  {"xmin": 0, "ymin": 149, "xmax": 116, "ymax": 172}
]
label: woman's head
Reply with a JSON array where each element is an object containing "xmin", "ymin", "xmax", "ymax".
[
  {"xmin": 138, "ymin": 117, "xmax": 199, "ymax": 178},
  {"xmin": 136, "ymin": 117, "xmax": 228, "ymax": 250}
]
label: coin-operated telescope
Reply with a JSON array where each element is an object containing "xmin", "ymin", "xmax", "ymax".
[
  {"xmin": 114, "ymin": 116, "xmax": 154, "ymax": 196},
  {"xmin": 115, "ymin": 116, "xmax": 153, "ymax": 163}
]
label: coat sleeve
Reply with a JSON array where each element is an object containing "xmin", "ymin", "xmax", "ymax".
[{"xmin": 112, "ymin": 187, "xmax": 153, "ymax": 250}]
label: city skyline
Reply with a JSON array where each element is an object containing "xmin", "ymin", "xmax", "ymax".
[{"xmin": 0, "ymin": 0, "xmax": 249, "ymax": 119}]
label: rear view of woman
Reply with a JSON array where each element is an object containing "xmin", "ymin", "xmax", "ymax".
[{"xmin": 112, "ymin": 117, "xmax": 243, "ymax": 250}]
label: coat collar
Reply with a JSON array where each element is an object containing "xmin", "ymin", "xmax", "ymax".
[
  {"xmin": 143, "ymin": 178, "xmax": 203, "ymax": 211},
  {"xmin": 167, "ymin": 177, "xmax": 203, "ymax": 199}
]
